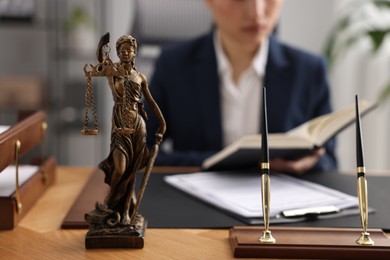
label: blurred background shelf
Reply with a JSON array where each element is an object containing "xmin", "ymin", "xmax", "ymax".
[{"xmin": 0, "ymin": 0, "xmax": 106, "ymax": 165}]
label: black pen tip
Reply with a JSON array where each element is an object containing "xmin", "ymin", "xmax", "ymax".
[
  {"xmin": 261, "ymin": 87, "xmax": 269, "ymax": 165},
  {"xmin": 356, "ymin": 95, "xmax": 364, "ymax": 168}
]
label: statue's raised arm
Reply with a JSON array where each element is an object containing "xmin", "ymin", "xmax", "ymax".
[{"xmin": 83, "ymin": 32, "xmax": 125, "ymax": 78}]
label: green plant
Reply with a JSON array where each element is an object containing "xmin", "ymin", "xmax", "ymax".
[
  {"xmin": 64, "ymin": 7, "xmax": 95, "ymax": 32},
  {"xmin": 324, "ymin": 0, "xmax": 390, "ymax": 103}
]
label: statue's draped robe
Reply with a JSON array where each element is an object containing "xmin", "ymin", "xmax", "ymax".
[{"xmin": 99, "ymin": 77, "xmax": 149, "ymax": 216}]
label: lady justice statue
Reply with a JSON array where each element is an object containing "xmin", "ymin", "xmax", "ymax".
[{"xmin": 81, "ymin": 32, "xmax": 166, "ymax": 248}]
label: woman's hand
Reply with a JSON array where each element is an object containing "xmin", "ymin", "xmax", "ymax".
[{"xmin": 269, "ymin": 148, "xmax": 325, "ymax": 175}]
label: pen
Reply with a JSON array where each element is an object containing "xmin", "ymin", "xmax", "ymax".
[
  {"xmin": 258, "ymin": 87, "xmax": 275, "ymax": 243},
  {"xmin": 281, "ymin": 205, "xmax": 340, "ymax": 218},
  {"xmin": 355, "ymin": 95, "xmax": 374, "ymax": 245}
]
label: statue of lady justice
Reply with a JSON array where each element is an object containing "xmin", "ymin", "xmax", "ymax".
[{"xmin": 82, "ymin": 33, "xmax": 166, "ymax": 248}]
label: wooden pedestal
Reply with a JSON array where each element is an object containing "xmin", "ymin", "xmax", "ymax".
[
  {"xmin": 229, "ymin": 226, "xmax": 390, "ymax": 259},
  {"xmin": 85, "ymin": 218, "xmax": 147, "ymax": 249}
]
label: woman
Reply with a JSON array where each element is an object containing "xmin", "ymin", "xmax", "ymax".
[{"xmin": 147, "ymin": 0, "xmax": 336, "ymax": 174}]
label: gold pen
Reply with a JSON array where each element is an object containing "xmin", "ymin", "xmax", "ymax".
[
  {"xmin": 355, "ymin": 95, "xmax": 374, "ymax": 245},
  {"xmin": 258, "ymin": 87, "xmax": 275, "ymax": 244}
]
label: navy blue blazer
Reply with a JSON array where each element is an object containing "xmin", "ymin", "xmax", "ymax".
[{"xmin": 146, "ymin": 33, "xmax": 337, "ymax": 170}]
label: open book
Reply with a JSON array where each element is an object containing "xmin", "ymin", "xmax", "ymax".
[{"xmin": 202, "ymin": 100, "xmax": 376, "ymax": 171}]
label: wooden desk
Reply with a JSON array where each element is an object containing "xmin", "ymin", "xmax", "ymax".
[
  {"xmin": 1, "ymin": 167, "xmax": 389, "ymax": 259},
  {"xmin": 0, "ymin": 167, "xmax": 245, "ymax": 259}
]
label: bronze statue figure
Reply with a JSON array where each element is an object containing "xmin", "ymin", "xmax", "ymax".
[{"xmin": 82, "ymin": 32, "xmax": 166, "ymax": 248}]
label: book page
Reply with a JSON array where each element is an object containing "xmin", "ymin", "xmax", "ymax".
[
  {"xmin": 0, "ymin": 165, "xmax": 39, "ymax": 197},
  {"xmin": 231, "ymin": 134, "xmax": 312, "ymax": 149},
  {"xmin": 0, "ymin": 125, "xmax": 10, "ymax": 134},
  {"xmin": 287, "ymin": 100, "xmax": 374, "ymax": 146},
  {"xmin": 165, "ymin": 171, "xmax": 358, "ymax": 218}
]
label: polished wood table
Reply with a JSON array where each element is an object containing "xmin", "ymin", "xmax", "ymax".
[
  {"xmin": 1, "ymin": 167, "xmax": 389, "ymax": 259},
  {"xmin": 0, "ymin": 167, "xmax": 249, "ymax": 259}
]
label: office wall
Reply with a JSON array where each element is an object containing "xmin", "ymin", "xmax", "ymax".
[{"xmin": 279, "ymin": 0, "xmax": 337, "ymax": 54}]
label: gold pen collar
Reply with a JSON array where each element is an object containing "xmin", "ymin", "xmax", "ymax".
[
  {"xmin": 261, "ymin": 163, "xmax": 270, "ymax": 169},
  {"xmin": 357, "ymin": 167, "xmax": 366, "ymax": 173}
]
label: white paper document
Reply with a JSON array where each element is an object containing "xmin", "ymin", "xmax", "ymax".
[
  {"xmin": 0, "ymin": 125, "xmax": 10, "ymax": 134},
  {"xmin": 164, "ymin": 171, "xmax": 358, "ymax": 218},
  {"xmin": 0, "ymin": 165, "xmax": 39, "ymax": 197}
]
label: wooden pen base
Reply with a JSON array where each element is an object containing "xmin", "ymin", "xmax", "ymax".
[{"xmin": 230, "ymin": 226, "xmax": 390, "ymax": 259}]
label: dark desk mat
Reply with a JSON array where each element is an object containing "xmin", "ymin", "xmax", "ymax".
[{"xmin": 62, "ymin": 169, "xmax": 390, "ymax": 230}]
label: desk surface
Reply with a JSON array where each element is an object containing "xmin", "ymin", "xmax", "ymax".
[
  {"xmin": 0, "ymin": 167, "xmax": 241, "ymax": 259},
  {"xmin": 1, "ymin": 167, "xmax": 389, "ymax": 259}
]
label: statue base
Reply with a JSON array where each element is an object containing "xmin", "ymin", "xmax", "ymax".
[{"xmin": 84, "ymin": 203, "xmax": 147, "ymax": 249}]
